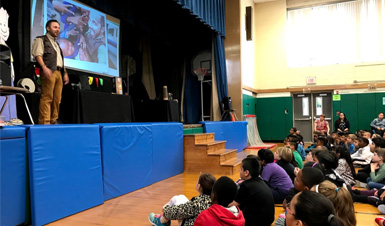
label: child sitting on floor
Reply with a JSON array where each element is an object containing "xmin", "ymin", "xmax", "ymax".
[
  {"xmin": 148, "ymin": 173, "xmax": 216, "ymax": 226},
  {"xmin": 229, "ymin": 157, "xmax": 275, "ymax": 226},
  {"xmin": 312, "ymin": 180, "xmax": 356, "ymax": 226},
  {"xmin": 194, "ymin": 176, "xmax": 245, "ymax": 226},
  {"xmin": 275, "ymin": 167, "xmax": 325, "ymax": 226},
  {"xmin": 275, "ymin": 147, "xmax": 296, "ymax": 183},
  {"xmin": 290, "ymin": 142, "xmax": 303, "ymax": 169},
  {"xmin": 363, "ymin": 131, "xmax": 373, "ymax": 145},
  {"xmin": 285, "ymin": 191, "xmax": 344, "ymax": 226},
  {"xmin": 334, "ymin": 145, "xmax": 356, "ymax": 187},
  {"xmin": 346, "ymin": 134, "xmax": 357, "ymax": 154},
  {"xmin": 367, "ymin": 148, "xmax": 385, "ymax": 190},
  {"xmin": 314, "ymin": 150, "xmax": 345, "ymax": 187},
  {"xmin": 259, "ymin": 149, "xmax": 293, "ymax": 204},
  {"xmin": 351, "ymin": 137, "xmax": 372, "ymax": 168}
]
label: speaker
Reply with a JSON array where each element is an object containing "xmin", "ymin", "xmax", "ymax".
[
  {"xmin": 222, "ymin": 97, "xmax": 232, "ymax": 111},
  {"xmin": 0, "ymin": 45, "xmax": 11, "ymax": 86},
  {"xmin": 246, "ymin": 6, "xmax": 252, "ymax": 41}
]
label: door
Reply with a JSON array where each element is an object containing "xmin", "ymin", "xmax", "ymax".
[
  {"xmin": 293, "ymin": 93, "xmax": 312, "ymax": 141},
  {"xmin": 293, "ymin": 92, "xmax": 332, "ymax": 142}
]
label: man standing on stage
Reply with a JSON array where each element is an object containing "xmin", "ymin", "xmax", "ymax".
[{"xmin": 32, "ymin": 19, "xmax": 69, "ymax": 124}]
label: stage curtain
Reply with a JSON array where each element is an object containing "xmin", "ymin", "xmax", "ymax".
[
  {"xmin": 211, "ymin": 38, "xmax": 221, "ymax": 121},
  {"xmin": 183, "ymin": 59, "xmax": 201, "ymax": 124},
  {"xmin": 140, "ymin": 34, "xmax": 156, "ymax": 99},
  {"xmin": 213, "ymin": 33, "xmax": 228, "ymax": 113},
  {"xmin": 173, "ymin": 0, "xmax": 226, "ymax": 37}
]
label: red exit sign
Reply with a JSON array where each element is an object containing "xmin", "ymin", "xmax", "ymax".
[{"xmin": 306, "ymin": 77, "xmax": 316, "ymax": 85}]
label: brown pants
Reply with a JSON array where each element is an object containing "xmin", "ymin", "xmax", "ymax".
[{"xmin": 39, "ymin": 70, "xmax": 63, "ymax": 124}]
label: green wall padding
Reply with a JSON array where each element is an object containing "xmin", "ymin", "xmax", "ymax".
[
  {"xmin": 376, "ymin": 93, "xmax": 385, "ymax": 116},
  {"xmin": 256, "ymin": 98, "xmax": 272, "ymax": 140},
  {"xmin": 270, "ymin": 98, "xmax": 287, "ymax": 140},
  {"xmin": 255, "ymin": 96, "xmax": 293, "ymax": 141},
  {"xmin": 242, "ymin": 94, "xmax": 257, "ymax": 115},
  {"xmin": 357, "ymin": 93, "xmax": 376, "ymax": 130}
]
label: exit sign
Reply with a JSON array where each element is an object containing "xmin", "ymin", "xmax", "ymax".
[{"xmin": 307, "ymin": 77, "xmax": 316, "ymax": 85}]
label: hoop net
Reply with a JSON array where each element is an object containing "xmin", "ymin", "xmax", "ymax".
[
  {"xmin": 193, "ymin": 68, "xmax": 208, "ymax": 81},
  {"xmin": 244, "ymin": 115, "xmax": 269, "ymax": 148}
]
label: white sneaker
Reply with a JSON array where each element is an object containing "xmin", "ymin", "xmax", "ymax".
[{"xmin": 378, "ymin": 205, "xmax": 385, "ymax": 214}]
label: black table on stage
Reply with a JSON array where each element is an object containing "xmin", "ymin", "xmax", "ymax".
[
  {"xmin": 61, "ymin": 88, "xmax": 133, "ymax": 123},
  {"xmin": 136, "ymin": 100, "xmax": 179, "ymax": 122},
  {"xmin": 17, "ymin": 87, "xmax": 133, "ymax": 124}
]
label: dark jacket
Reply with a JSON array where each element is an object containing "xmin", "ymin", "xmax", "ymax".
[{"xmin": 36, "ymin": 35, "xmax": 64, "ymax": 72}]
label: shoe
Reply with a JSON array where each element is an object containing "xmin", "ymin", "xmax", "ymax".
[
  {"xmin": 148, "ymin": 213, "xmax": 169, "ymax": 226},
  {"xmin": 378, "ymin": 205, "xmax": 385, "ymax": 214},
  {"xmin": 368, "ymin": 196, "xmax": 380, "ymax": 206},
  {"xmin": 360, "ymin": 182, "xmax": 368, "ymax": 188},
  {"xmin": 375, "ymin": 217, "xmax": 385, "ymax": 225}
]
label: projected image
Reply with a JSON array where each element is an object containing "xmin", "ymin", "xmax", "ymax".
[
  {"xmin": 107, "ymin": 21, "xmax": 119, "ymax": 70},
  {"xmin": 31, "ymin": 0, "xmax": 120, "ymax": 77}
]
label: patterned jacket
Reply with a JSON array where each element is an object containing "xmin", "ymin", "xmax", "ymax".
[{"xmin": 163, "ymin": 194, "xmax": 211, "ymax": 226}]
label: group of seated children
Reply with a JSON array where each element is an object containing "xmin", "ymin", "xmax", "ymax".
[{"xmin": 148, "ymin": 114, "xmax": 385, "ymax": 226}]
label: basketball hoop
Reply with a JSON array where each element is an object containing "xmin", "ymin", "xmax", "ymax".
[{"xmin": 193, "ymin": 68, "xmax": 208, "ymax": 81}]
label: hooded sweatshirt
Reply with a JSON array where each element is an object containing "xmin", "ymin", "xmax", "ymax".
[{"xmin": 194, "ymin": 204, "xmax": 245, "ymax": 226}]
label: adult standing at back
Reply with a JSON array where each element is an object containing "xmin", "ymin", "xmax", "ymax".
[
  {"xmin": 32, "ymin": 19, "xmax": 69, "ymax": 124},
  {"xmin": 315, "ymin": 114, "xmax": 330, "ymax": 135},
  {"xmin": 334, "ymin": 112, "xmax": 350, "ymax": 133},
  {"xmin": 371, "ymin": 113, "xmax": 385, "ymax": 137}
]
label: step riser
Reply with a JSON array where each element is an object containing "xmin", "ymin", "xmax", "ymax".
[
  {"xmin": 184, "ymin": 164, "xmax": 237, "ymax": 175},
  {"xmin": 231, "ymin": 163, "xmax": 241, "ymax": 175},
  {"xmin": 206, "ymin": 143, "xmax": 226, "ymax": 152},
  {"xmin": 219, "ymin": 151, "xmax": 237, "ymax": 162},
  {"xmin": 194, "ymin": 134, "xmax": 215, "ymax": 144}
]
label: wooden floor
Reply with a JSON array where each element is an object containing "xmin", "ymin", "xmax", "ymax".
[{"xmin": 47, "ymin": 171, "xmax": 383, "ymax": 226}]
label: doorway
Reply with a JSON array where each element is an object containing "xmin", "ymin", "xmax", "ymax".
[{"xmin": 293, "ymin": 92, "xmax": 332, "ymax": 142}]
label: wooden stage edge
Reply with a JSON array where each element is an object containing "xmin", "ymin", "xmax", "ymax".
[{"xmin": 47, "ymin": 147, "xmax": 383, "ymax": 226}]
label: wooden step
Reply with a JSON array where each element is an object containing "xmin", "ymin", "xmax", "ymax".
[
  {"xmin": 196, "ymin": 141, "xmax": 226, "ymax": 152},
  {"xmin": 184, "ymin": 133, "xmax": 215, "ymax": 144},
  {"xmin": 207, "ymin": 149, "xmax": 237, "ymax": 162},
  {"xmin": 184, "ymin": 134, "xmax": 238, "ymax": 175},
  {"xmin": 220, "ymin": 157, "xmax": 242, "ymax": 175},
  {"xmin": 219, "ymin": 151, "xmax": 251, "ymax": 174}
]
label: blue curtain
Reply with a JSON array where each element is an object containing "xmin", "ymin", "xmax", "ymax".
[
  {"xmin": 173, "ymin": 0, "xmax": 226, "ymax": 37},
  {"xmin": 176, "ymin": 0, "xmax": 228, "ymax": 122},
  {"xmin": 183, "ymin": 59, "xmax": 201, "ymax": 124},
  {"xmin": 214, "ymin": 33, "xmax": 228, "ymax": 111}
]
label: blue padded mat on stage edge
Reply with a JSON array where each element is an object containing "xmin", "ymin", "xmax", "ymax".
[{"xmin": 27, "ymin": 125, "xmax": 104, "ymax": 226}]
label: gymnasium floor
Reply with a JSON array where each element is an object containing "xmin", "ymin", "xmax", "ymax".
[{"xmin": 46, "ymin": 171, "xmax": 383, "ymax": 226}]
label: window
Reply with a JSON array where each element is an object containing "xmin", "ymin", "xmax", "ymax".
[{"xmin": 287, "ymin": 0, "xmax": 385, "ymax": 67}]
